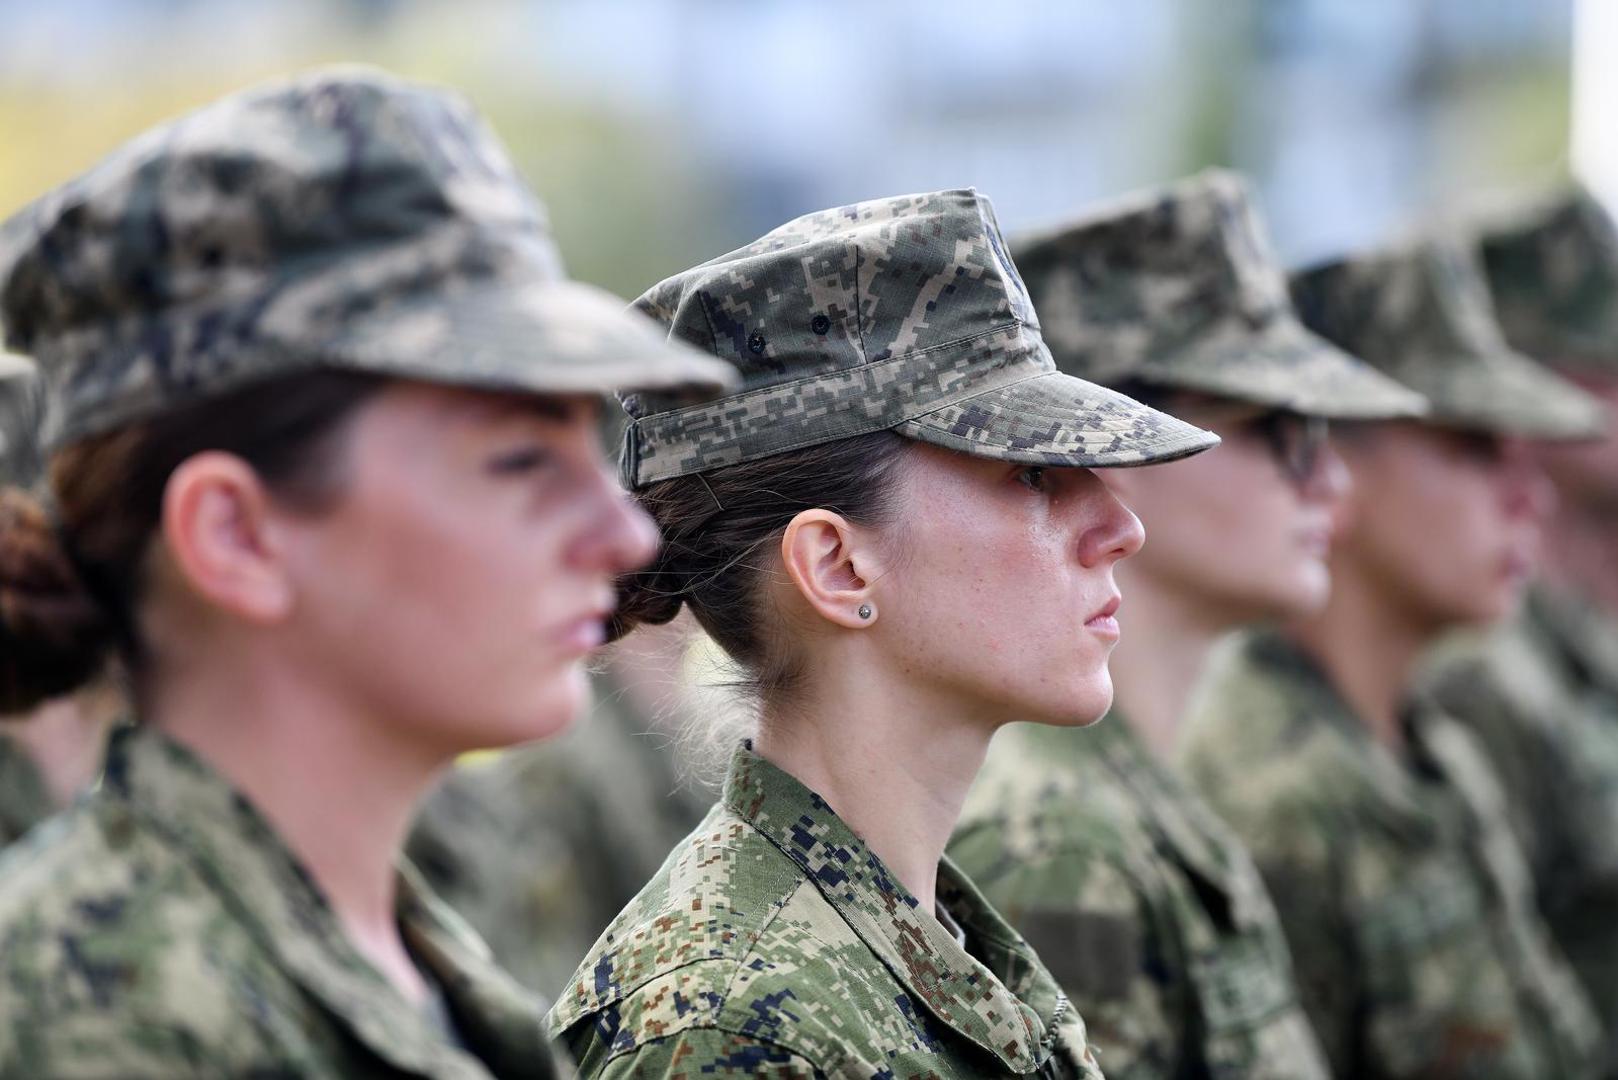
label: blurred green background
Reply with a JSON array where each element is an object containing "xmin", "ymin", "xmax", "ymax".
[{"xmin": 0, "ymin": 0, "xmax": 1577, "ymax": 300}]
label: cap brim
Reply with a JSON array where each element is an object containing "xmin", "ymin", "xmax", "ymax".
[
  {"xmin": 1403, "ymin": 348, "xmax": 1608, "ymax": 440},
  {"xmin": 324, "ymin": 278, "xmax": 739, "ymax": 399},
  {"xmin": 1138, "ymin": 318, "xmax": 1430, "ymax": 420},
  {"xmin": 894, "ymin": 369, "xmax": 1219, "ymax": 468}
]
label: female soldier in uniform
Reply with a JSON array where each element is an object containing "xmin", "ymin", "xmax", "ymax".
[
  {"xmin": 0, "ymin": 68, "xmax": 732, "ymax": 1077},
  {"xmin": 1178, "ymin": 235, "xmax": 1605, "ymax": 1078},
  {"xmin": 546, "ymin": 189, "xmax": 1220, "ymax": 1078},
  {"xmin": 950, "ymin": 170, "xmax": 1424, "ymax": 1079}
]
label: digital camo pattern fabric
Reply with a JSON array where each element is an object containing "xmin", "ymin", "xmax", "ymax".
[
  {"xmin": 1288, "ymin": 236, "xmax": 1605, "ymax": 439},
  {"xmin": 0, "ymin": 734, "xmax": 52, "ymax": 851},
  {"xmin": 1010, "ymin": 169, "xmax": 1426, "ymax": 420},
  {"xmin": 548, "ymin": 744, "xmax": 1106, "ymax": 1079},
  {"xmin": 1179, "ymin": 630, "xmax": 1601, "ymax": 1080},
  {"xmin": 0, "ymin": 725, "xmax": 571, "ymax": 1079},
  {"xmin": 409, "ymin": 671, "xmax": 711, "ymax": 998},
  {"xmin": 950, "ymin": 716, "xmax": 1328, "ymax": 1080},
  {"xmin": 1476, "ymin": 184, "xmax": 1618, "ymax": 373},
  {"xmin": 1423, "ymin": 584, "xmax": 1618, "ymax": 1075},
  {"xmin": 621, "ymin": 188, "xmax": 1218, "ymax": 487},
  {"xmin": 0, "ymin": 66, "xmax": 732, "ymax": 451},
  {"xmin": 0, "ymin": 352, "xmax": 41, "ymax": 488}
]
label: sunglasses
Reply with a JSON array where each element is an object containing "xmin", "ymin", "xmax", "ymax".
[{"xmin": 1245, "ymin": 412, "xmax": 1330, "ymax": 486}]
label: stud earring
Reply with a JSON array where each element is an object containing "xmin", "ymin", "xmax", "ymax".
[{"xmin": 857, "ymin": 604, "xmax": 873, "ymax": 620}]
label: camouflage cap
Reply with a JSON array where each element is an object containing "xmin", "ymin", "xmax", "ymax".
[
  {"xmin": 1011, "ymin": 169, "xmax": 1427, "ymax": 420},
  {"xmin": 620, "ymin": 189, "xmax": 1218, "ymax": 488},
  {"xmin": 1290, "ymin": 236, "xmax": 1605, "ymax": 440},
  {"xmin": 0, "ymin": 350, "xmax": 41, "ymax": 487},
  {"xmin": 1475, "ymin": 184, "xmax": 1618, "ymax": 373},
  {"xmin": 0, "ymin": 66, "xmax": 736, "ymax": 451}
]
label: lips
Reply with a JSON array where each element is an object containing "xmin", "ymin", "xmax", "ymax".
[{"xmin": 1085, "ymin": 595, "xmax": 1122, "ymax": 637}]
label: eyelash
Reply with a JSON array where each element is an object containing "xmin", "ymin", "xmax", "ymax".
[
  {"xmin": 1018, "ymin": 466, "xmax": 1049, "ymax": 492},
  {"xmin": 488, "ymin": 447, "xmax": 551, "ymax": 475}
]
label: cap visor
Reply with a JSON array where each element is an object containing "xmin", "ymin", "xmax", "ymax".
[
  {"xmin": 325, "ymin": 278, "xmax": 738, "ymax": 399},
  {"xmin": 1141, "ymin": 318, "xmax": 1429, "ymax": 420},
  {"xmin": 894, "ymin": 369, "xmax": 1219, "ymax": 468},
  {"xmin": 1412, "ymin": 349, "xmax": 1607, "ymax": 440}
]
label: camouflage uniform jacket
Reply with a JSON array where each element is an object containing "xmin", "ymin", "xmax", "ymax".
[
  {"xmin": 410, "ymin": 673, "xmax": 711, "ymax": 997},
  {"xmin": 950, "ymin": 717, "xmax": 1329, "ymax": 1080},
  {"xmin": 1179, "ymin": 630, "xmax": 1601, "ymax": 1080},
  {"xmin": 1423, "ymin": 584, "xmax": 1618, "ymax": 1073},
  {"xmin": 0, "ymin": 725, "xmax": 572, "ymax": 1079},
  {"xmin": 548, "ymin": 744, "xmax": 1106, "ymax": 1078},
  {"xmin": 0, "ymin": 733, "xmax": 53, "ymax": 851}
]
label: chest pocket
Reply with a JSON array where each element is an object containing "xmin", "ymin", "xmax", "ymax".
[{"xmin": 1354, "ymin": 853, "xmax": 1487, "ymax": 990}]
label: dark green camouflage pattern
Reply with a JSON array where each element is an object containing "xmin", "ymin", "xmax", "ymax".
[
  {"xmin": 1179, "ymin": 630, "xmax": 1602, "ymax": 1080},
  {"xmin": 0, "ymin": 66, "xmax": 734, "ymax": 450},
  {"xmin": 0, "ymin": 734, "xmax": 53, "ymax": 852},
  {"xmin": 951, "ymin": 715, "xmax": 1329, "ymax": 1080},
  {"xmin": 0, "ymin": 725, "xmax": 570, "ymax": 1078},
  {"xmin": 1475, "ymin": 185, "xmax": 1618, "ymax": 372},
  {"xmin": 1011, "ymin": 170, "xmax": 1426, "ymax": 419},
  {"xmin": 621, "ymin": 188, "xmax": 1218, "ymax": 488},
  {"xmin": 1423, "ymin": 585, "xmax": 1618, "ymax": 1075},
  {"xmin": 409, "ymin": 670, "xmax": 710, "ymax": 998},
  {"xmin": 0, "ymin": 352, "xmax": 40, "ymax": 488},
  {"xmin": 548, "ymin": 744, "xmax": 1105, "ymax": 1078},
  {"xmin": 1289, "ymin": 237, "xmax": 1606, "ymax": 439}
]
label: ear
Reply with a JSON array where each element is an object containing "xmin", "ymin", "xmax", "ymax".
[
  {"xmin": 160, "ymin": 452, "xmax": 295, "ymax": 625},
  {"xmin": 778, "ymin": 509, "xmax": 884, "ymax": 629}
]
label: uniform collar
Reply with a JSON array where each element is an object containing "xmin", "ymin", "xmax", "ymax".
[
  {"xmin": 722, "ymin": 743, "xmax": 1068, "ymax": 1073},
  {"xmin": 103, "ymin": 726, "xmax": 561, "ymax": 1079},
  {"xmin": 0, "ymin": 733, "xmax": 55, "ymax": 845}
]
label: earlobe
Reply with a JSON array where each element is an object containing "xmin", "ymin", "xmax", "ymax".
[
  {"xmin": 161, "ymin": 452, "xmax": 295, "ymax": 624},
  {"xmin": 778, "ymin": 509, "xmax": 881, "ymax": 630}
]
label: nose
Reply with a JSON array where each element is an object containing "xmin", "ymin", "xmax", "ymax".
[
  {"xmin": 1301, "ymin": 436, "xmax": 1353, "ymax": 506},
  {"xmin": 573, "ymin": 465, "xmax": 661, "ymax": 575},
  {"xmin": 1498, "ymin": 438, "xmax": 1556, "ymax": 524},
  {"xmin": 1078, "ymin": 481, "xmax": 1146, "ymax": 566}
]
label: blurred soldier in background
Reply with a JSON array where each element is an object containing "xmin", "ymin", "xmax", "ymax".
[
  {"xmin": 1424, "ymin": 185, "xmax": 1618, "ymax": 1073},
  {"xmin": 0, "ymin": 354, "xmax": 119, "ymax": 851},
  {"xmin": 1180, "ymin": 235, "xmax": 1605, "ymax": 1079},
  {"xmin": 408, "ymin": 618, "xmax": 710, "ymax": 996},
  {"xmin": 950, "ymin": 169, "xmax": 1424, "ymax": 1079}
]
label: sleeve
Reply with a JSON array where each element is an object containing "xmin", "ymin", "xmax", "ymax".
[
  {"xmin": 1212, "ymin": 801, "xmax": 1358, "ymax": 1077},
  {"xmin": 578, "ymin": 1027, "xmax": 821, "ymax": 1079},
  {"xmin": 971, "ymin": 849, "xmax": 1175, "ymax": 1080}
]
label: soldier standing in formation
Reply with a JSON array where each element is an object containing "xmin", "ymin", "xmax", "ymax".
[
  {"xmin": 1422, "ymin": 186, "xmax": 1618, "ymax": 1075},
  {"xmin": 950, "ymin": 170, "xmax": 1424, "ymax": 1079},
  {"xmin": 547, "ymin": 189, "xmax": 1219, "ymax": 1077},
  {"xmin": 0, "ymin": 67, "xmax": 733, "ymax": 1076},
  {"xmin": 1180, "ymin": 235, "xmax": 1606, "ymax": 1078}
]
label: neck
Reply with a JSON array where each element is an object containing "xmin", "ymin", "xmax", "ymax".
[
  {"xmin": 753, "ymin": 654, "xmax": 991, "ymax": 915},
  {"xmin": 1108, "ymin": 564, "xmax": 1233, "ymax": 761},
  {"xmin": 1289, "ymin": 560, "xmax": 1431, "ymax": 754},
  {"xmin": 1538, "ymin": 502, "xmax": 1618, "ymax": 614},
  {"xmin": 6, "ymin": 682, "xmax": 120, "ymax": 808},
  {"xmin": 145, "ymin": 650, "xmax": 441, "ymax": 1004}
]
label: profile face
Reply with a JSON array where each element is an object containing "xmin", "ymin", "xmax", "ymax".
[
  {"xmin": 276, "ymin": 384, "xmax": 659, "ymax": 753},
  {"xmin": 1104, "ymin": 395, "xmax": 1351, "ymax": 625},
  {"xmin": 870, "ymin": 443, "xmax": 1144, "ymax": 728},
  {"xmin": 1336, "ymin": 421, "xmax": 1551, "ymax": 629}
]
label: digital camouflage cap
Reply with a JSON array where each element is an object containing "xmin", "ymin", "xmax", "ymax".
[
  {"xmin": 1290, "ymin": 236, "xmax": 1606, "ymax": 439},
  {"xmin": 1012, "ymin": 169, "xmax": 1427, "ymax": 420},
  {"xmin": 0, "ymin": 66, "xmax": 736, "ymax": 450},
  {"xmin": 620, "ymin": 188, "xmax": 1218, "ymax": 487},
  {"xmin": 1475, "ymin": 184, "xmax": 1618, "ymax": 373},
  {"xmin": 0, "ymin": 351, "xmax": 41, "ymax": 487}
]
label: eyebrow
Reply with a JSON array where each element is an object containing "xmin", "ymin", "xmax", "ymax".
[{"xmin": 470, "ymin": 393, "xmax": 602, "ymax": 425}]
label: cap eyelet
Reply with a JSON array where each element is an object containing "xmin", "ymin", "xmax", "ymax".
[
  {"xmin": 747, "ymin": 331, "xmax": 766, "ymax": 355},
  {"xmin": 810, "ymin": 313, "xmax": 831, "ymax": 335}
]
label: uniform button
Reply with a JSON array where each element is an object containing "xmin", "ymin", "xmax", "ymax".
[
  {"xmin": 810, "ymin": 313, "xmax": 831, "ymax": 335},
  {"xmin": 747, "ymin": 331, "xmax": 766, "ymax": 355}
]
